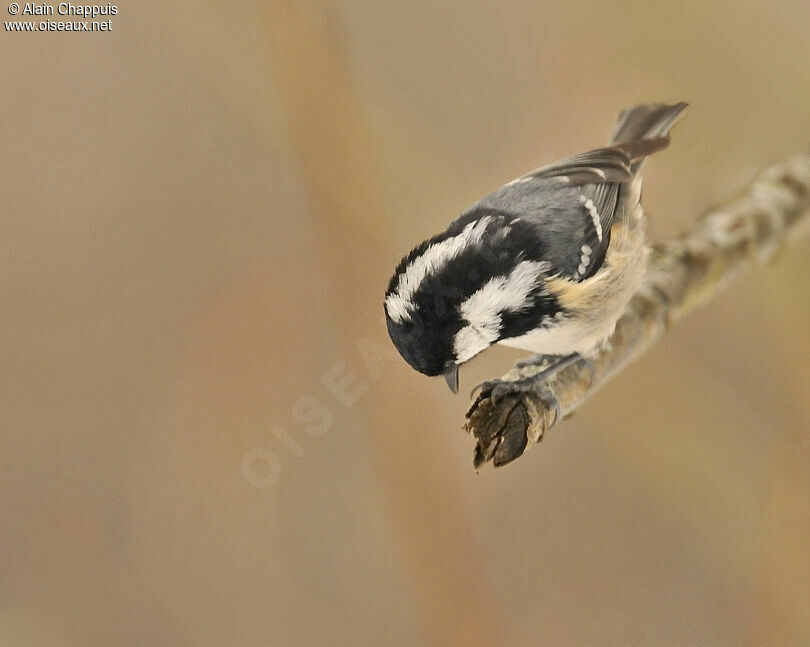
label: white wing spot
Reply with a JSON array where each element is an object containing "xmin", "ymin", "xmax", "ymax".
[
  {"xmin": 578, "ymin": 244, "xmax": 591, "ymax": 273},
  {"xmin": 505, "ymin": 176, "xmax": 534, "ymax": 186},
  {"xmin": 579, "ymin": 195, "xmax": 603, "ymax": 242}
]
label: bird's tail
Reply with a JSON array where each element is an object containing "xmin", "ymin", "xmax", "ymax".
[{"xmin": 609, "ymin": 102, "xmax": 689, "ymax": 172}]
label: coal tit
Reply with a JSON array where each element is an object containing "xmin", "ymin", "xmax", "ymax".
[{"xmin": 385, "ymin": 103, "xmax": 688, "ymax": 393}]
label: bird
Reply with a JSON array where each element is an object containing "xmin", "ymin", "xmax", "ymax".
[{"xmin": 384, "ymin": 102, "xmax": 688, "ymax": 396}]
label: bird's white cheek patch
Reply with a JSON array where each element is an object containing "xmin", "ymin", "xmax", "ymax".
[
  {"xmin": 454, "ymin": 324, "xmax": 500, "ymax": 363},
  {"xmin": 453, "ymin": 260, "xmax": 549, "ymax": 363}
]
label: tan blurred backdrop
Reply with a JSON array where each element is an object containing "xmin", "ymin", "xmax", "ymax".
[{"xmin": 2, "ymin": 1, "xmax": 810, "ymax": 645}]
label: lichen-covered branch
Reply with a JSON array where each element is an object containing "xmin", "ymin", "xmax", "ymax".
[{"xmin": 466, "ymin": 153, "xmax": 810, "ymax": 468}]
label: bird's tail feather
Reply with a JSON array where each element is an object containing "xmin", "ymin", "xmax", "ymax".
[{"xmin": 609, "ymin": 102, "xmax": 689, "ymax": 172}]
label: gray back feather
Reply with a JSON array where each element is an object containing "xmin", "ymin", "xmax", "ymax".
[{"xmin": 461, "ymin": 102, "xmax": 688, "ymax": 281}]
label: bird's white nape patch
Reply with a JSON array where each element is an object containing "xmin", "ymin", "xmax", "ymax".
[
  {"xmin": 453, "ymin": 260, "xmax": 548, "ymax": 363},
  {"xmin": 385, "ymin": 217, "xmax": 492, "ymax": 323},
  {"xmin": 579, "ymin": 195, "xmax": 603, "ymax": 242}
]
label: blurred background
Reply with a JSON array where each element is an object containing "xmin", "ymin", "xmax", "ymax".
[{"xmin": 3, "ymin": 1, "xmax": 809, "ymax": 645}]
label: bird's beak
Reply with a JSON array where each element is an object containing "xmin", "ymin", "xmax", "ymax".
[{"xmin": 443, "ymin": 363, "xmax": 459, "ymax": 394}]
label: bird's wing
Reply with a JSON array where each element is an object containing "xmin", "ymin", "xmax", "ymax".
[
  {"xmin": 514, "ymin": 136, "xmax": 670, "ymax": 186},
  {"xmin": 472, "ymin": 170, "xmax": 622, "ymax": 281},
  {"xmin": 515, "ymin": 147, "xmax": 634, "ymax": 185}
]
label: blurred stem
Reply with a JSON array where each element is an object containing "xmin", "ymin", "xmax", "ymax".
[
  {"xmin": 264, "ymin": 3, "xmax": 501, "ymax": 645},
  {"xmin": 467, "ymin": 153, "xmax": 810, "ymax": 466}
]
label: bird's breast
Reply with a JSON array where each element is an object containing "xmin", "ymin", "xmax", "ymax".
[{"xmin": 500, "ymin": 193, "xmax": 648, "ymax": 357}]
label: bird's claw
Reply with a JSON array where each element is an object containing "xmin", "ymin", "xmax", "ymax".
[{"xmin": 470, "ymin": 379, "xmax": 518, "ymax": 407}]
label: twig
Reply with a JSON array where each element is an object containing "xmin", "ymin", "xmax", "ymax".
[{"xmin": 466, "ymin": 153, "xmax": 810, "ymax": 467}]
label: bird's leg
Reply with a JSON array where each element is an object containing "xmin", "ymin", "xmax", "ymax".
[
  {"xmin": 514, "ymin": 353, "xmax": 548, "ymax": 369},
  {"xmin": 514, "ymin": 352, "xmax": 581, "ymax": 377},
  {"xmin": 472, "ymin": 353, "xmax": 584, "ymax": 401}
]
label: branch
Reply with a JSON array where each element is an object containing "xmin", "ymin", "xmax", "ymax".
[{"xmin": 465, "ymin": 153, "xmax": 810, "ymax": 468}]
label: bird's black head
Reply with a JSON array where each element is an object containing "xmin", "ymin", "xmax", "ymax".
[
  {"xmin": 384, "ymin": 212, "xmax": 561, "ymax": 390},
  {"xmin": 384, "ymin": 286, "xmax": 464, "ymax": 377}
]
